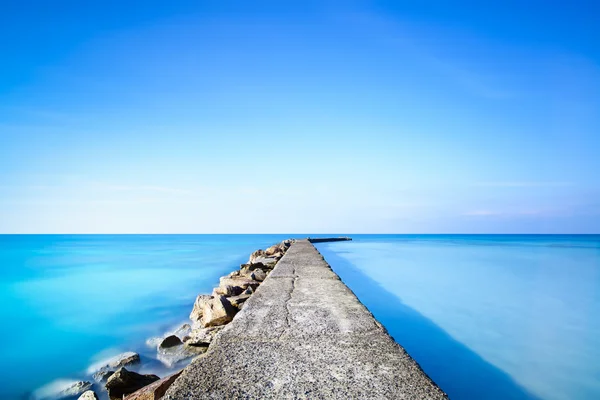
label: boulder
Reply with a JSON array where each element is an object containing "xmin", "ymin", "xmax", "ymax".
[
  {"xmin": 124, "ymin": 371, "xmax": 183, "ymax": 400},
  {"xmin": 250, "ymin": 268, "xmax": 267, "ymax": 282},
  {"xmin": 213, "ymin": 284, "xmax": 245, "ymax": 297},
  {"xmin": 189, "ymin": 295, "xmax": 212, "ymax": 323},
  {"xmin": 201, "ymin": 295, "xmax": 237, "ymax": 327},
  {"xmin": 248, "ymin": 249, "xmax": 265, "ymax": 263},
  {"xmin": 185, "ymin": 326, "xmax": 224, "ymax": 347},
  {"xmin": 89, "ymin": 352, "xmax": 140, "ymax": 382},
  {"xmin": 265, "ymin": 244, "xmax": 280, "ymax": 256},
  {"xmin": 171, "ymin": 323, "xmax": 191, "ymax": 339},
  {"xmin": 157, "ymin": 343, "xmax": 207, "ymax": 367},
  {"xmin": 252, "ymin": 256, "xmax": 279, "ymax": 266},
  {"xmin": 243, "ymin": 287, "xmax": 254, "ymax": 295},
  {"xmin": 228, "ymin": 270, "xmax": 241, "ymax": 278},
  {"xmin": 78, "ymin": 391, "xmax": 99, "ymax": 400},
  {"xmin": 94, "ymin": 371, "xmax": 114, "ymax": 383},
  {"xmin": 228, "ymin": 293, "xmax": 251, "ymax": 309},
  {"xmin": 219, "ymin": 276, "xmax": 261, "ymax": 291},
  {"xmin": 159, "ymin": 335, "xmax": 182, "ymax": 349},
  {"xmin": 105, "ymin": 368, "xmax": 160, "ymax": 400}
]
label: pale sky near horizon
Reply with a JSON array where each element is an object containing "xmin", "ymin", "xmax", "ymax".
[{"xmin": 1, "ymin": 1, "xmax": 599, "ymax": 233}]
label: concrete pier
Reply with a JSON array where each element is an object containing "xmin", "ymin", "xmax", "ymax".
[{"xmin": 166, "ymin": 239, "xmax": 447, "ymax": 399}]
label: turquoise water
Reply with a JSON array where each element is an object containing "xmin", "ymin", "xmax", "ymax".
[
  {"xmin": 316, "ymin": 235, "xmax": 600, "ymax": 400},
  {"xmin": 2, "ymin": 235, "xmax": 599, "ymax": 399},
  {"xmin": 0, "ymin": 234, "xmax": 297, "ymax": 399}
]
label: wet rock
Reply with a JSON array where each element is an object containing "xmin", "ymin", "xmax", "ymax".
[
  {"xmin": 78, "ymin": 390, "xmax": 99, "ymax": 400},
  {"xmin": 171, "ymin": 323, "xmax": 191, "ymax": 339},
  {"xmin": 159, "ymin": 335, "xmax": 182, "ymax": 349},
  {"xmin": 105, "ymin": 367, "xmax": 159, "ymax": 400},
  {"xmin": 157, "ymin": 343, "xmax": 207, "ymax": 367},
  {"xmin": 201, "ymin": 295, "xmax": 237, "ymax": 327},
  {"xmin": 185, "ymin": 326, "xmax": 224, "ymax": 347},
  {"xmin": 123, "ymin": 370, "xmax": 183, "ymax": 400},
  {"xmin": 34, "ymin": 380, "xmax": 93, "ymax": 400},
  {"xmin": 189, "ymin": 295, "xmax": 212, "ymax": 323},
  {"xmin": 89, "ymin": 351, "xmax": 140, "ymax": 381},
  {"xmin": 94, "ymin": 370, "xmax": 114, "ymax": 383},
  {"xmin": 250, "ymin": 268, "xmax": 266, "ymax": 282}
]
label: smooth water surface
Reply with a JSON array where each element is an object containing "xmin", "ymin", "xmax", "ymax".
[
  {"xmin": 0, "ymin": 234, "xmax": 297, "ymax": 399},
  {"xmin": 317, "ymin": 235, "xmax": 600, "ymax": 400}
]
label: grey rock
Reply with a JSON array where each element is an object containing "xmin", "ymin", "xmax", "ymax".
[
  {"xmin": 77, "ymin": 390, "xmax": 98, "ymax": 400},
  {"xmin": 171, "ymin": 323, "xmax": 191, "ymax": 339},
  {"xmin": 250, "ymin": 268, "xmax": 267, "ymax": 282},
  {"xmin": 214, "ymin": 284, "xmax": 245, "ymax": 296},
  {"xmin": 105, "ymin": 367, "xmax": 160, "ymax": 400},
  {"xmin": 189, "ymin": 295, "xmax": 212, "ymax": 323},
  {"xmin": 251, "ymin": 256, "xmax": 279, "ymax": 266},
  {"xmin": 157, "ymin": 343, "xmax": 207, "ymax": 367},
  {"xmin": 185, "ymin": 326, "xmax": 224, "ymax": 347},
  {"xmin": 89, "ymin": 352, "xmax": 140, "ymax": 381},
  {"xmin": 248, "ymin": 249, "xmax": 265, "ymax": 264},
  {"xmin": 159, "ymin": 335, "xmax": 182, "ymax": 349},
  {"xmin": 94, "ymin": 370, "xmax": 114, "ymax": 382},
  {"xmin": 123, "ymin": 371, "xmax": 183, "ymax": 400},
  {"xmin": 201, "ymin": 295, "xmax": 237, "ymax": 327}
]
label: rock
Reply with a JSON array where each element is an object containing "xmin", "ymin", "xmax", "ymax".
[
  {"xmin": 248, "ymin": 249, "xmax": 265, "ymax": 263},
  {"xmin": 250, "ymin": 268, "xmax": 266, "ymax": 282},
  {"xmin": 171, "ymin": 323, "xmax": 191, "ymax": 339},
  {"xmin": 243, "ymin": 287, "xmax": 254, "ymax": 295},
  {"xmin": 265, "ymin": 244, "xmax": 280, "ymax": 256},
  {"xmin": 228, "ymin": 270, "xmax": 241, "ymax": 277},
  {"xmin": 214, "ymin": 284, "xmax": 245, "ymax": 296},
  {"xmin": 34, "ymin": 380, "xmax": 93, "ymax": 400},
  {"xmin": 185, "ymin": 326, "xmax": 224, "ymax": 347},
  {"xmin": 201, "ymin": 295, "xmax": 237, "ymax": 327},
  {"xmin": 228, "ymin": 294, "xmax": 251, "ymax": 309},
  {"xmin": 159, "ymin": 335, "xmax": 182, "ymax": 349},
  {"xmin": 89, "ymin": 351, "xmax": 140, "ymax": 382},
  {"xmin": 78, "ymin": 390, "xmax": 99, "ymax": 400},
  {"xmin": 105, "ymin": 368, "xmax": 160, "ymax": 400},
  {"xmin": 219, "ymin": 276, "xmax": 260, "ymax": 291},
  {"xmin": 189, "ymin": 295, "xmax": 212, "ymax": 323},
  {"xmin": 157, "ymin": 343, "xmax": 207, "ymax": 367},
  {"xmin": 94, "ymin": 370, "xmax": 114, "ymax": 383},
  {"xmin": 124, "ymin": 371, "xmax": 183, "ymax": 400},
  {"xmin": 252, "ymin": 256, "xmax": 279, "ymax": 266}
]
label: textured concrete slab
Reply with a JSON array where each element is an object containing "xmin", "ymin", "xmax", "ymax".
[{"xmin": 165, "ymin": 240, "xmax": 448, "ymax": 399}]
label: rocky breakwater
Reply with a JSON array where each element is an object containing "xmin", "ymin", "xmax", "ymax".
[
  {"xmin": 117, "ymin": 239, "xmax": 293, "ymax": 400},
  {"xmin": 33, "ymin": 240, "xmax": 292, "ymax": 400}
]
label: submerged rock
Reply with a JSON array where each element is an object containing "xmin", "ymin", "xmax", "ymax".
[
  {"xmin": 78, "ymin": 390, "xmax": 99, "ymax": 400},
  {"xmin": 159, "ymin": 335, "xmax": 183, "ymax": 349},
  {"xmin": 94, "ymin": 371, "xmax": 114, "ymax": 383},
  {"xmin": 88, "ymin": 351, "xmax": 140, "ymax": 381},
  {"xmin": 123, "ymin": 370, "xmax": 183, "ymax": 400},
  {"xmin": 201, "ymin": 295, "xmax": 237, "ymax": 327},
  {"xmin": 171, "ymin": 323, "xmax": 192, "ymax": 339},
  {"xmin": 34, "ymin": 380, "xmax": 93, "ymax": 400},
  {"xmin": 105, "ymin": 367, "xmax": 159, "ymax": 400},
  {"xmin": 189, "ymin": 295, "xmax": 212, "ymax": 323}
]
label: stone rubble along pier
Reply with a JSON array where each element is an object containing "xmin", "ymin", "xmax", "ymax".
[{"xmin": 164, "ymin": 239, "xmax": 448, "ymax": 399}]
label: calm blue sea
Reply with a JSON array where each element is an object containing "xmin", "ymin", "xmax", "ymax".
[
  {"xmin": 1, "ymin": 235, "xmax": 599, "ymax": 400},
  {"xmin": 316, "ymin": 235, "xmax": 600, "ymax": 400}
]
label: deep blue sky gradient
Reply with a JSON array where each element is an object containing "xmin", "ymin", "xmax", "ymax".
[{"xmin": 1, "ymin": 1, "xmax": 599, "ymax": 233}]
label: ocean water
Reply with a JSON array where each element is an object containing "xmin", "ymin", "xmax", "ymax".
[
  {"xmin": 0, "ymin": 234, "xmax": 298, "ymax": 399},
  {"xmin": 316, "ymin": 235, "xmax": 600, "ymax": 400}
]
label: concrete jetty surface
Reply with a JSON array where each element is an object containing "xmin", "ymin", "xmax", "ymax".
[{"xmin": 165, "ymin": 239, "xmax": 448, "ymax": 399}]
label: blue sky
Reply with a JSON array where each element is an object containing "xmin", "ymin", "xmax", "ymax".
[{"xmin": 1, "ymin": 1, "xmax": 599, "ymax": 233}]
